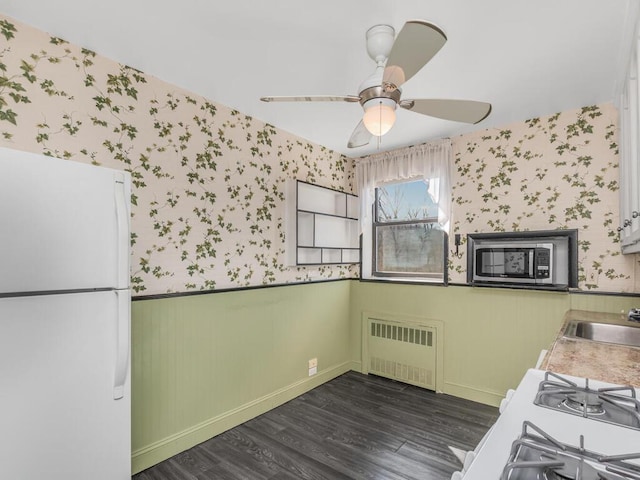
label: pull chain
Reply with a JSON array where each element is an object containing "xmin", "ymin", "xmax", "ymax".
[{"xmin": 377, "ymin": 100, "xmax": 382, "ymax": 149}]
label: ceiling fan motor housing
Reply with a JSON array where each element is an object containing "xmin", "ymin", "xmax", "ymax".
[{"xmin": 359, "ymin": 85, "xmax": 401, "ymax": 106}]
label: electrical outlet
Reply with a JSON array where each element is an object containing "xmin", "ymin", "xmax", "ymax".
[{"xmin": 308, "ymin": 357, "xmax": 318, "ymax": 376}]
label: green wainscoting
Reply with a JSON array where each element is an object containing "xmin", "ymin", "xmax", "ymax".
[
  {"xmin": 349, "ymin": 282, "xmax": 640, "ymax": 407},
  {"xmin": 131, "ymin": 280, "xmax": 354, "ymax": 474},
  {"xmin": 568, "ymin": 291, "xmax": 640, "ymax": 313},
  {"xmin": 131, "ymin": 279, "xmax": 639, "ymax": 473}
]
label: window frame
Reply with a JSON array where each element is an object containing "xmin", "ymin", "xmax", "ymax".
[{"xmin": 370, "ymin": 181, "xmax": 449, "ymax": 283}]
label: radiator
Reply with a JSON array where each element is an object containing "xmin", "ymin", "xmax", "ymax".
[{"xmin": 367, "ymin": 318, "xmax": 437, "ymax": 390}]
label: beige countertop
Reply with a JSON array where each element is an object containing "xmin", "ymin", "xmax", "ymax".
[{"xmin": 540, "ymin": 310, "xmax": 640, "ymax": 387}]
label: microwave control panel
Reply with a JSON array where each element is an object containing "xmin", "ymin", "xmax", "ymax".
[{"xmin": 534, "ymin": 247, "xmax": 551, "ymax": 279}]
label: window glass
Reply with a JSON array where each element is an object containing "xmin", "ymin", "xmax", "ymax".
[
  {"xmin": 375, "ymin": 224, "xmax": 446, "ymax": 276},
  {"xmin": 375, "ymin": 179, "xmax": 438, "ymax": 222}
]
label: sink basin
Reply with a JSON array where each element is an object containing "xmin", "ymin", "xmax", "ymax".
[{"xmin": 563, "ymin": 321, "xmax": 640, "ymax": 348}]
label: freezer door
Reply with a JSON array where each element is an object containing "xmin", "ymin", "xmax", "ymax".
[
  {"xmin": 0, "ymin": 290, "xmax": 131, "ymax": 480},
  {"xmin": 0, "ymin": 147, "xmax": 131, "ymax": 293}
]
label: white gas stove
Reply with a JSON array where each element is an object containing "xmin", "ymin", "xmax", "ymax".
[{"xmin": 461, "ymin": 369, "xmax": 640, "ymax": 479}]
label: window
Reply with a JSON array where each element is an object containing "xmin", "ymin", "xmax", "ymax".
[
  {"xmin": 355, "ymin": 139, "xmax": 452, "ymax": 283},
  {"xmin": 372, "ymin": 179, "xmax": 447, "ymax": 281}
]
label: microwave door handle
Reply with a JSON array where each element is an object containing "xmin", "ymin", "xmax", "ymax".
[{"xmin": 529, "ymin": 250, "xmax": 534, "ymax": 278}]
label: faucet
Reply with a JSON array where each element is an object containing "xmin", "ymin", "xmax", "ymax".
[{"xmin": 628, "ymin": 308, "xmax": 640, "ymax": 322}]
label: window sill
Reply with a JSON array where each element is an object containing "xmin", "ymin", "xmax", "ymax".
[{"xmin": 359, "ymin": 276, "xmax": 447, "ymax": 286}]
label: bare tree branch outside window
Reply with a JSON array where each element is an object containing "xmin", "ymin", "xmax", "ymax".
[{"xmin": 374, "ymin": 180, "xmax": 446, "ymax": 280}]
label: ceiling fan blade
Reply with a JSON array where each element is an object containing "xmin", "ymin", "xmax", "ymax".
[
  {"xmin": 383, "ymin": 21, "xmax": 447, "ymax": 91},
  {"xmin": 347, "ymin": 120, "xmax": 372, "ymax": 148},
  {"xmin": 260, "ymin": 95, "xmax": 360, "ymax": 103},
  {"xmin": 401, "ymin": 99, "xmax": 492, "ymax": 124}
]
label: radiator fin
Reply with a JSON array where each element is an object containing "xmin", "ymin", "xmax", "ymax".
[
  {"xmin": 370, "ymin": 321, "xmax": 432, "ymax": 346},
  {"xmin": 367, "ymin": 319, "xmax": 437, "ymax": 390}
]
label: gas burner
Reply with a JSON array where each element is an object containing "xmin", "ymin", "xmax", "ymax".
[
  {"xmin": 539, "ymin": 452, "xmax": 601, "ymax": 479},
  {"xmin": 563, "ymin": 391, "xmax": 605, "ymax": 415},
  {"xmin": 534, "ymin": 372, "xmax": 640, "ymax": 430},
  {"xmin": 501, "ymin": 421, "xmax": 640, "ymax": 480}
]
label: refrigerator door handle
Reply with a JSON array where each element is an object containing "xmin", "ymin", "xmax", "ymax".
[
  {"xmin": 113, "ymin": 289, "xmax": 130, "ymax": 400},
  {"xmin": 114, "ymin": 173, "xmax": 129, "ymax": 289}
]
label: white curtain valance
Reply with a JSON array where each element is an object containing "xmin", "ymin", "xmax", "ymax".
[{"xmin": 355, "ymin": 138, "xmax": 453, "ymax": 233}]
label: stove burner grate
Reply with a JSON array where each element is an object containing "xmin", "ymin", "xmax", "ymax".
[
  {"xmin": 500, "ymin": 421, "xmax": 640, "ymax": 480},
  {"xmin": 533, "ymin": 372, "xmax": 640, "ymax": 430}
]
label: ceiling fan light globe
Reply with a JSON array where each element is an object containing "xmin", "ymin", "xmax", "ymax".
[{"xmin": 363, "ymin": 102, "xmax": 396, "ymax": 136}]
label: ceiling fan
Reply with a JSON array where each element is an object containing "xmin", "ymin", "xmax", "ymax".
[{"xmin": 260, "ymin": 21, "xmax": 492, "ymax": 148}]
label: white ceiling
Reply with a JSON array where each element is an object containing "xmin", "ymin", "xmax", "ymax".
[{"xmin": 1, "ymin": 0, "xmax": 636, "ymax": 157}]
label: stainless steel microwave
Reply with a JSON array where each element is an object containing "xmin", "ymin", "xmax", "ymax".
[
  {"xmin": 473, "ymin": 242, "xmax": 554, "ymax": 285},
  {"xmin": 466, "ymin": 230, "xmax": 577, "ymax": 288}
]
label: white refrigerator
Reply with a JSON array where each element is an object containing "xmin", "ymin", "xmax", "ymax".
[{"xmin": 0, "ymin": 147, "xmax": 131, "ymax": 479}]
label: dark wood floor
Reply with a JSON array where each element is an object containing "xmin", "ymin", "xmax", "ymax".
[{"xmin": 133, "ymin": 371, "xmax": 498, "ymax": 480}]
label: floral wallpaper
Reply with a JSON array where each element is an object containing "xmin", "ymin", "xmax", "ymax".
[
  {"xmin": 0, "ymin": 15, "xmax": 357, "ymax": 296},
  {"xmin": 450, "ymin": 103, "xmax": 638, "ymax": 292},
  {"xmin": 1, "ymin": 14, "xmax": 636, "ymax": 294}
]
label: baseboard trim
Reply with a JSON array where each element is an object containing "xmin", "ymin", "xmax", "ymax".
[
  {"xmin": 350, "ymin": 360, "xmax": 363, "ymax": 373},
  {"xmin": 443, "ymin": 381, "xmax": 504, "ymax": 407},
  {"xmin": 131, "ymin": 360, "xmax": 357, "ymax": 474}
]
